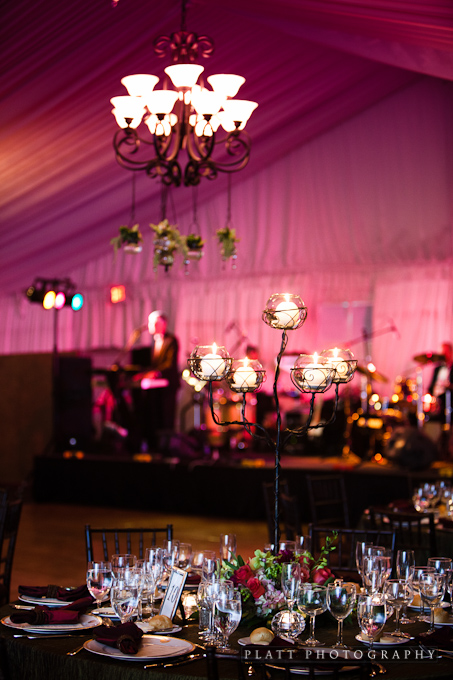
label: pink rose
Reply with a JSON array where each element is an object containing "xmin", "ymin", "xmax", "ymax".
[
  {"xmin": 247, "ymin": 577, "xmax": 265, "ymax": 599},
  {"xmin": 311, "ymin": 567, "xmax": 332, "ymax": 585},
  {"xmin": 234, "ymin": 565, "xmax": 254, "ymax": 586}
]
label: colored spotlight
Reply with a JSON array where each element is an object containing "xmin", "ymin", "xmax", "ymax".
[
  {"xmin": 43, "ymin": 291, "xmax": 56, "ymax": 309},
  {"xmin": 71, "ymin": 293, "xmax": 84, "ymax": 311},
  {"xmin": 54, "ymin": 292, "xmax": 66, "ymax": 309}
]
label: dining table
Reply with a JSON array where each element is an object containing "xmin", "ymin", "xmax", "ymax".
[{"xmin": 0, "ymin": 599, "xmax": 453, "ymax": 680}]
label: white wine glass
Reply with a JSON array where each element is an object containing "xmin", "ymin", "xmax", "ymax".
[
  {"xmin": 111, "ymin": 553, "xmax": 137, "ymax": 578},
  {"xmin": 281, "ymin": 562, "xmax": 301, "ymax": 611},
  {"xmin": 396, "ymin": 549, "xmax": 415, "ymax": 623},
  {"xmin": 297, "ymin": 583, "xmax": 327, "ymax": 646},
  {"xmin": 327, "ymin": 581, "xmax": 356, "ymax": 649},
  {"xmin": 177, "ymin": 543, "xmax": 193, "ymax": 570},
  {"xmin": 427, "ymin": 557, "xmax": 452, "ymax": 602},
  {"xmin": 213, "ymin": 590, "xmax": 242, "ymax": 652},
  {"xmin": 86, "ymin": 561, "xmax": 113, "ymax": 611},
  {"xmin": 409, "ymin": 565, "xmax": 435, "ymax": 621},
  {"xmin": 219, "ymin": 534, "xmax": 237, "ymax": 562},
  {"xmin": 110, "ymin": 572, "xmax": 140, "ymax": 623},
  {"xmin": 357, "ymin": 593, "xmax": 387, "ymax": 651},
  {"xmin": 419, "ymin": 571, "xmax": 446, "ymax": 634},
  {"xmin": 383, "ymin": 579, "xmax": 413, "ymax": 638}
]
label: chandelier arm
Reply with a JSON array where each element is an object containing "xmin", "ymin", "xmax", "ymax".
[
  {"xmin": 207, "ymin": 381, "xmax": 246, "ymax": 429},
  {"xmin": 281, "ymin": 393, "xmax": 317, "ymax": 448}
]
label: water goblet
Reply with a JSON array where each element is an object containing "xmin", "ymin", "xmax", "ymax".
[
  {"xmin": 383, "ymin": 579, "xmax": 413, "ymax": 638},
  {"xmin": 191, "ymin": 549, "xmax": 215, "ymax": 576},
  {"xmin": 196, "ymin": 579, "xmax": 212, "ymax": 638},
  {"xmin": 445, "ymin": 568, "xmax": 453, "ymax": 607},
  {"xmin": 297, "ymin": 583, "xmax": 327, "ymax": 646},
  {"xmin": 281, "ymin": 562, "xmax": 301, "ymax": 611},
  {"xmin": 357, "ymin": 593, "xmax": 387, "ymax": 651},
  {"xmin": 162, "ymin": 540, "xmax": 180, "ymax": 576},
  {"xmin": 213, "ymin": 590, "xmax": 242, "ymax": 652},
  {"xmin": 327, "ymin": 581, "xmax": 356, "ymax": 649},
  {"xmin": 86, "ymin": 561, "xmax": 113, "ymax": 611},
  {"xmin": 396, "ymin": 549, "xmax": 415, "ymax": 623},
  {"xmin": 427, "ymin": 556, "xmax": 452, "ymax": 595},
  {"xmin": 361, "ymin": 556, "xmax": 382, "ymax": 595},
  {"xmin": 409, "ymin": 565, "xmax": 435, "ymax": 621},
  {"xmin": 110, "ymin": 572, "xmax": 140, "ymax": 623},
  {"xmin": 295, "ymin": 535, "xmax": 311, "ymax": 555},
  {"xmin": 202, "ymin": 553, "xmax": 218, "ymax": 582},
  {"xmin": 204, "ymin": 579, "xmax": 232, "ymax": 644},
  {"xmin": 145, "ymin": 547, "xmax": 164, "ymax": 605},
  {"xmin": 355, "ymin": 541, "xmax": 370, "ymax": 577},
  {"xmin": 177, "ymin": 543, "xmax": 193, "ymax": 570},
  {"xmin": 419, "ymin": 571, "xmax": 446, "ymax": 634},
  {"xmin": 111, "ymin": 553, "xmax": 137, "ymax": 578},
  {"xmin": 279, "ymin": 540, "xmax": 296, "ymax": 554},
  {"xmin": 220, "ymin": 534, "xmax": 237, "ymax": 562}
]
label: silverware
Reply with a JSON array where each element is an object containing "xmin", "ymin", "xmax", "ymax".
[
  {"xmin": 67, "ymin": 644, "xmax": 85, "ymax": 656},
  {"xmin": 144, "ymin": 653, "xmax": 204, "ymax": 668},
  {"xmin": 13, "ymin": 634, "xmax": 85, "ymax": 639},
  {"xmin": 11, "ymin": 605, "xmax": 34, "ymax": 610}
]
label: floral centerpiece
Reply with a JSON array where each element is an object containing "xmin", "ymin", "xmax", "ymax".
[
  {"xmin": 220, "ymin": 535, "xmax": 337, "ymax": 626},
  {"xmin": 110, "ymin": 224, "xmax": 143, "ymax": 256}
]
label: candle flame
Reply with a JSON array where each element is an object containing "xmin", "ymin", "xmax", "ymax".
[
  {"xmin": 333, "ymin": 347, "xmax": 339, "ymax": 358},
  {"xmin": 243, "ymin": 357, "xmax": 249, "ymax": 367},
  {"xmin": 212, "ymin": 342, "xmax": 218, "ymax": 354},
  {"xmin": 313, "ymin": 352, "xmax": 319, "ymax": 364}
]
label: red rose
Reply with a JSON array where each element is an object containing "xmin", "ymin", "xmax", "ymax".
[
  {"xmin": 247, "ymin": 577, "xmax": 265, "ymax": 599},
  {"xmin": 311, "ymin": 567, "xmax": 332, "ymax": 585},
  {"xmin": 299, "ymin": 565, "xmax": 311, "ymax": 583},
  {"xmin": 234, "ymin": 565, "xmax": 254, "ymax": 586}
]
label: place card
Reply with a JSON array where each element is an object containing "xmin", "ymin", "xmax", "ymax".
[{"xmin": 159, "ymin": 567, "xmax": 188, "ymax": 620}]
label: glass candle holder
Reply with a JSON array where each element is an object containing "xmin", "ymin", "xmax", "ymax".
[
  {"xmin": 320, "ymin": 347, "xmax": 357, "ymax": 384},
  {"xmin": 290, "ymin": 353, "xmax": 334, "ymax": 393},
  {"xmin": 262, "ymin": 293, "xmax": 307, "ymax": 330},
  {"xmin": 188, "ymin": 344, "xmax": 232, "ymax": 380},
  {"xmin": 225, "ymin": 358, "xmax": 266, "ymax": 393}
]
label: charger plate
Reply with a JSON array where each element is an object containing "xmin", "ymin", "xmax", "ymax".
[{"xmin": 83, "ymin": 634, "xmax": 194, "ymax": 661}]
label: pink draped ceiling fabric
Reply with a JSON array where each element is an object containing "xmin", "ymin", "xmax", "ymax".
[{"xmin": 1, "ymin": 0, "xmax": 453, "ymax": 397}]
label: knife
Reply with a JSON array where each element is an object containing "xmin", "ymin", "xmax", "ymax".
[{"xmin": 144, "ymin": 652, "xmax": 204, "ymax": 668}]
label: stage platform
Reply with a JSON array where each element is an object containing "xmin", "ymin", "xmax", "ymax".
[{"xmin": 32, "ymin": 452, "xmax": 448, "ymax": 526}]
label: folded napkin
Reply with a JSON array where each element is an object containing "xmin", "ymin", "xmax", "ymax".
[
  {"xmin": 94, "ymin": 622, "xmax": 144, "ymax": 654},
  {"xmin": 185, "ymin": 572, "xmax": 201, "ymax": 585},
  {"xmin": 415, "ymin": 627, "xmax": 453, "ymax": 650},
  {"xmin": 18, "ymin": 583, "xmax": 90, "ymax": 601},
  {"xmin": 10, "ymin": 596, "xmax": 93, "ymax": 625}
]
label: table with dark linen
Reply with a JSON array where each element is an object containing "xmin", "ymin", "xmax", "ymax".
[{"xmin": 0, "ymin": 604, "xmax": 453, "ymax": 680}]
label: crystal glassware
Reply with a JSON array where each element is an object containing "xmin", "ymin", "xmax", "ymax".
[
  {"xmin": 409, "ymin": 565, "xmax": 435, "ymax": 621},
  {"xmin": 281, "ymin": 562, "xmax": 301, "ymax": 610},
  {"xmin": 396, "ymin": 549, "xmax": 415, "ymax": 623},
  {"xmin": 177, "ymin": 543, "xmax": 193, "ymax": 570},
  {"xmin": 110, "ymin": 572, "xmax": 140, "ymax": 623},
  {"xmin": 383, "ymin": 579, "xmax": 413, "ymax": 638},
  {"xmin": 111, "ymin": 553, "xmax": 137, "ymax": 578},
  {"xmin": 357, "ymin": 593, "xmax": 387, "ymax": 651},
  {"xmin": 86, "ymin": 561, "xmax": 113, "ymax": 611},
  {"xmin": 213, "ymin": 590, "xmax": 242, "ymax": 652},
  {"xmin": 419, "ymin": 571, "xmax": 446, "ymax": 634},
  {"xmin": 327, "ymin": 581, "xmax": 356, "ymax": 649},
  {"xmin": 271, "ymin": 610, "xmax": 306, "ymax": 640},
  {"xmin": 220, "ymin": 534, "xmax": 237, "ymax": 562},
  {"xmin": 297, "ymin": 583, "xmax": 327, "ymax": 646}
]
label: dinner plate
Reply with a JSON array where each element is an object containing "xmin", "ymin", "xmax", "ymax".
[
  {"xmin": 91, "ymin": 607, "xmax": 119, "ymax": 619},
  {"xmin": 1, "ymin": 614, "xmax": 101, "ymax": 633},
  {"xmin": 408, "ymin": 601, "xmax": 449, "ymax": 611},
  {"xmin": 83, "ymin": 634, "xmax": 194, "ymax": 661},
  {"xmin": 434, "ymin": 618, "xmax": 453, "ymax": 627},
  {"xmin": 355, "ymin": 634, "xmax": 412, "ymax": 647},
  {"xmin": 137, "ymin": 622, "xmax": 182, "ymax": 634},
  {"xmin": 18, "ymin": 595, "xmax": 74, "ymax": 608},
  {"xmin": 267, "ymin": 664, "xmax": 359, "ymax": 676}
]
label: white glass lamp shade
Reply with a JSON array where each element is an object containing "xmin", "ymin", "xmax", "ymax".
[
  {"xmin": 145, "ymin": 113, "xmax": 177, "ymax": 136},
  {"xmin": 220, "ymin": 99, "xmax": 258, "ymax": 130},
  {"xmin": 320, "ymin": 347, "xmax": 357, "ymax": 384},
  {"xmin": 207, "ymin": 74, "xmax": 245, "ymax": 98},
  {"xmin": 189, "ymin": 114, "xmax": 221, "ymax": 136},
  {"xmin": 110, "ymin": 96, "xmax": 145, "ymax": 128},
  {"xmin": 262, "ymin": 293, "xmax": 307, "ymax": 330},
  {"xmin": 164, "ymin": 64, "xmax": 204, "ymax": 89},
  {"xmin": 145, "ymin": 90, "xmax": 179, "ymax": 115},
  {"xmin": 121, "ymin": 74, "xmax": 159, "ymax": 97},
  {"xmin": 191, "ymin": 89, "xmax": 223, "ymax": 116}
]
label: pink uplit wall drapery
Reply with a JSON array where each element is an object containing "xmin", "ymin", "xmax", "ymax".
[{"xmin": 2, "ymin": 77, "xmax": 452, "ymax": 399}]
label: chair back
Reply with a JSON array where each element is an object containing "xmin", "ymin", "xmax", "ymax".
[
  {"xmin": 366, "ymin": 507, "xmax": 436, "ymax": 563},
  {"xmin": 306, "ymin": 474, "xmax": 350, "ymax": 527},
  {"xmin": 85, "ymin": 524, "xmax": 173, "ymax": 562},
  {"xmin": 309, "ymin": 524, "xmax": 396, "ymax": 582},
  {"xmin": 0, "ymin": 490, "xmax": 24, "ymax": 605}
]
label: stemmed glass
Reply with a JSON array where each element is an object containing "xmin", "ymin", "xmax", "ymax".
[
  {"xmin": 111, "ymin": 553, "xmax": 137, "ymax": 578},
  {"xmin": 409, "ymin": 565, "xmax": 435, "ymax": 621},
  {"xmin": 419, "ymin": 571, "xmax": 446, "ymax": 634},
  {"xmin": 162, "ymin": 540, "xmax": 180, "ymax": 577},
  {"xmin": 145, "ymin": 547, "xmax": 164, "ymax": 606},
  {"xmin": 327, "ymin": 581, "xmax": 356, "ymax": 649},
  {"xmin": 445, "ymin": 569, "xmax": 453, "ymax": 608},
  {"xmin": 427, "ymin": 557, "xmax": 452, "ymax": 602},
  {"xmin": 281, "ymin": 562, "xmax": 301, "ymax": 611},
  {"xmin": 177, "ymin": 543, "xmax": 193, "ymax": 570},
  {"xmin": 110, "ymin": 571, "xmax": 140, "ymax": 623},
  {"xmin": 383, "ymin": 579, "xmax": 413, "ymax": 638},
  {"xmin": 202, "ymin": 552, "xmax": 218, "ymax": 581},
  {"xmin": 361, "ymin": 555, "xmax": 386, "ymax": 594},
  {"xmin": 220, "ymin": 534, "xmax": 237, "ymax": 562},
  {"xmin": 204, "ymin": 580, "xmax": 232, "ymax": 643},
  {"xmin": 396, "ymin": 550, "xmax": 415, "ymax": 624},
  {"xmin": 357, "ymin": 593, "xmax": 387, "ymax": 651},
  {"xmin": 297, "ymin": 583, "xmax": 327, "ymax": 646},
  {"xmin": 295, "ymin": 535, "xmax": 311, "ymax": 555},
  {"xmin": 86, "ymin": 561, "xmax": 113, "ymax": 611},
  {"xmin": 213, "ymin": 590, "xmax": 242, "ymax": 652}
]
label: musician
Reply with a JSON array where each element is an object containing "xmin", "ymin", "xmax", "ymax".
[
  {"xmin": 131, "ymin": 311, "xmax": 180, "ymax": 451},
  {"xmin": 428, "ymin": 342, "xmax": 453, "ymax": 423}
]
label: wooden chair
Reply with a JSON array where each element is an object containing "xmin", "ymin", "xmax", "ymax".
[
  {"xmin": 309, "ymin": 524, "xmax": 396, "ymax": 583},
  {"xmin": 85, "ymin": 524, "xmax": 173, "ymax": 562},
  {"xmin": 0, "ymin": 490, "xmax": 24, "ymax": 605},
  {"xmin": 366, "ymin": 507, "xmax": 436, "ymax": 563},
  {"xmin": 306, "ymin": 474, "xmax": 350, "ymax": 528}
]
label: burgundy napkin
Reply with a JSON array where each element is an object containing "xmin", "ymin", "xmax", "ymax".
[
  {"xmin": 10, "ymin": 596, "xmax": 94, "ymax": 625},
  {"xmin": 185, "ymin": 572, "xmax": 201, "ymax": 585},
  {"xmin": 94, "ymin": 622, "xmax": 144, "ymax": 654},
  {"xmin": 18, "ymin": 584, "xmax": 90, "ymax": 601},
  {"xmin": 415, "ymin": 627, "xmax": 453, "ymax": 650}
]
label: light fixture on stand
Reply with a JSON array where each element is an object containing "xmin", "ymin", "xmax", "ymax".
[
  {"xmin": 188, "ymin": 293, "xmax": 357, "ymax": 551},
  {"xmin": 111, "ymin": 0, "xmax": 258, "ymax": 187}
]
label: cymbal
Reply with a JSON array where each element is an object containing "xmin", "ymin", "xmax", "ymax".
[
  {"xmin": 413, "ymin": 352, "xmax": 444, "ymax": 365},
  {"xmin": 356, "ymin": 365, "xmax": 388, "ymax": 382}
]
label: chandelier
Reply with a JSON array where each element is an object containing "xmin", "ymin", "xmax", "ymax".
[{"xmin": 111, "ymin": 0, "xmax": 258, "ymax": 188}]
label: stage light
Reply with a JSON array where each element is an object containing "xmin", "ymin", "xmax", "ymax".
[
  {"xmin": 54, "ymin": 292, "xmax": 66, "ymax": 309},
  {"xmin": 43, "ymin": 291, "xmax": 56, "ymax": 309},
  {"xmin": 110, "ymin": 285, "xmax": 126, "ymax": 303},
  {"xmin": 69, "ymin": 293, "xmax": 84, "ymax": 311},
  {"xmin": 25, "ymin": 278, "xmax": 84, "ymax": 311}
]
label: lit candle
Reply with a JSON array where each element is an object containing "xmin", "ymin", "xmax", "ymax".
[
  {"xmin": 199, "ymin": 343, "xmax": 226, "ymax": 379},
  {"xmin": 232, "ymin": 358, "xmax": 257, "ymax": 388},
  {"xmin": 274, "ymin": 294, "xmax": 299, "ymax": 329},
  {"xmin": 328, "ymin": 347, "xmax": 348, "ymax": 381},
  {"xmin": 303, "ymin": 352, "xmax": 329, "ymax": 390}
]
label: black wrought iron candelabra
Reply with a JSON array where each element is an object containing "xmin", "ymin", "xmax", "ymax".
[{"xmin": 188, "ymin": 293, "xmax": 357, "ymax": 552}]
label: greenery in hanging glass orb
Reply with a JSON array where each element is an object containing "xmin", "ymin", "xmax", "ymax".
[
  {"xmin": 110, "ymin": 224, "xmax": 143, "ymax": 255},
  {"xmin": 216, "ymin": 226, "xmax": 239, "ymax": 260}
]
